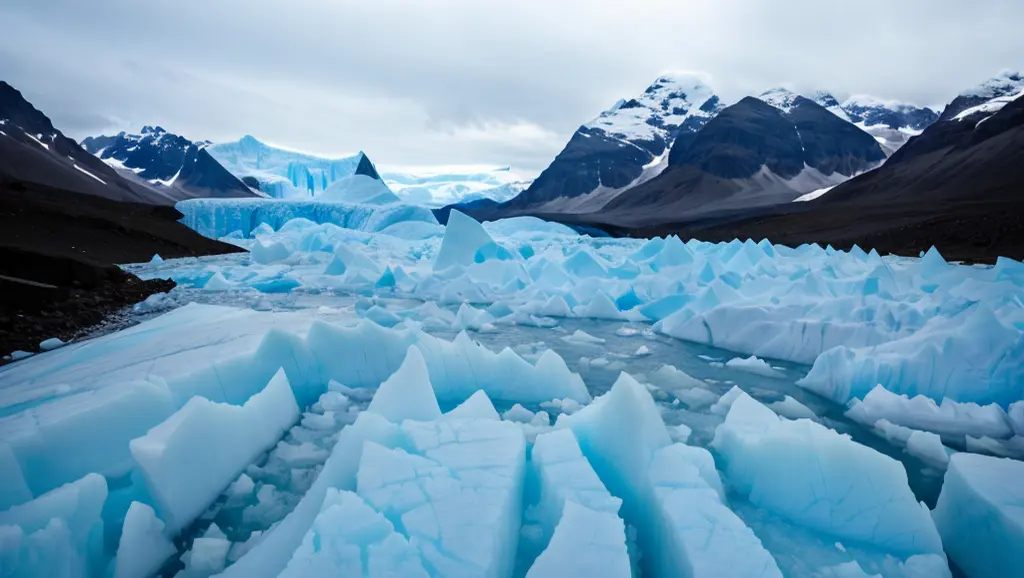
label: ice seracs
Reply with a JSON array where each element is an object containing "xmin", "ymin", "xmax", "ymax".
[{"xmin": 3, "ymin": 191, "xmax": 1023, "ymax": 577}]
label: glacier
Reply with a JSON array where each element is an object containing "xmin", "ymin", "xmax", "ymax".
[
  {"xmin": 176, "ymin": 196, "xmax": 438, "ymax": 239},
  {"xmin": 1, "ymin": 204, "xmax": 1022, "ymax": 577},
  {"xmin": 207, "ymin": 136, "xmax": 532, "ymax": 205},
  {"xmin": 931, "ymin": 453, "xmax": 1023, "ymax": 578},
  {"xmin": 207, "ymin": 136, "xmax": 371, "ymax": 199}
]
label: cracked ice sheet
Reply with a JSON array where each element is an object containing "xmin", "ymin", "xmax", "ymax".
[
  {"xmin": 711, "ymin": 392, "xmax": 950, "ymax": 576},
  {"xmin": 356, "ymin": 417, "xmax": 526, "ymax": 578}
]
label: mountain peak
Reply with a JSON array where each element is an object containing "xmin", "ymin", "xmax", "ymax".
[
  {"xmin": 810, "ymin": 90, "xmax": 841, "ymax": 109},
  {"xmin": 353, "ymin": 151, "xmax": 381, "ymax": 180},
  {"xmin": 842, "ymin": 94, "xmax": 922, "ymax": 113},
  {"xmin": 0, "ymin": 80, "xmax": 57, "ymax": 136},
  {"xmin": 645, "ymin": 71, "xmax": 716, "ymax": 95},
  {"xmin": 960, "ymin": 70, "xmax": 1024, "ymax": 99},
  {"xmin": 586, "ymin": 71, "xmax": 720, "ymax": 145},
  {"xmin": 758, "ymin": 87, "xmax": 800, "ymax": 112}
]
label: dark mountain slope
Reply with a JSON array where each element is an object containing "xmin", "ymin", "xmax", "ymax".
[
  {"xmin": 594, "ymin": 96, "xmax": 884, "ymax": 225},
  {"xmin": 610, "ymin": 90, "xmax": 1024, "ymax": 262},
  {"xmin": 81, "ymin": 126, "xmax": 258, "ymax": 199},
  {"xmin": 503, "ymin": 74, "xmax": 724, "ymax": 212},
  {"xmin": 0, "ymin": 82, "xmax": 173, "ymax": 204}
]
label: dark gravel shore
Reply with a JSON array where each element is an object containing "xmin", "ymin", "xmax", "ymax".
[{"xmin": 0, "ymin": 179, "xmax": 244, "ymax": 360}]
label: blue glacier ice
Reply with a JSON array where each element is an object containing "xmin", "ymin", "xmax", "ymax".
[
  {"xmin": 931, "ymin": 453, "xmax": 1023, "ymax": 578},
  {"xmin": 711, "ymin": 392, "xmax": 946, "ymax": 561},
  {"xmin": 207, "ymin": 136, "xmax": 370, "ymax": 199},
  {"xmin": 279, "ymin": 489, "xmax": 428, "ymax": 578},
  {"xmin": 175, "ymin": 197, "xmax": 437, "ymax": 239},
  {"xmin": 2, "ymin": 203, "xmax": 1023, "ymax": 577},
  {"xmin": 129, "ymin": 369, "xmax": 299, "ymax": 533},
  {"xmin": 558, "ymin": 373, "xmax": 783, "ymax": 578}
]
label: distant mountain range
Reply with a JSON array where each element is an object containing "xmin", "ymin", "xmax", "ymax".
[
  {"xmin": 488, "ymin": 74, "xmax": 940, "ymax": 222},
  {"xmin": 810, "ymin": 70, "xmax": 1024, "ymax": 208},
  {"xmin": 594, "ymin": 94, "xmax": 886, "ymax": 225},
  {"xmin": 804, "ymin": 90, "xmax": 937, "ymax": 155},
  {"xmin": 4, "ymin": 66, "xmax": 1020, "ymax": 261},
  {"xmin": 81, "ymin": 126, "xmax": 257, "ymax": 199},
  {"xmin": 532, "ymin": 70, "xmax": 1023, "ymax": 261},
  {"xmin": 459, "ymin": 71, "xmax": 1021, "ymax": 236}
]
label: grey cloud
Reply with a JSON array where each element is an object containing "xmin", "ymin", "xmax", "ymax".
[{"xmin": 2, "ymin": 0, "xmax": 1022, "ymax": 174}]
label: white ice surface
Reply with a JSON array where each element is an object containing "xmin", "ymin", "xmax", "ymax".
[{"xmin": 845, "ymin": 385, "xmax": 1014, "ymax": 439}]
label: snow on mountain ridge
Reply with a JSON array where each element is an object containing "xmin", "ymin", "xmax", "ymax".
[
  {"xmin": 952, "ymin": 85, "xmax": 1024, "ymax": 123},
  {"xmin": 758, "ymin": 87, "xmax": 802, "ymax": 113},
  {"xmin": 79, "ymin": 126, "xmax": 256, "ymax": 198},
  {"xmin": 842, "ymin": 94, "xmax": 926, "ymax": 112},
  {"xmin": 586, "ymin": 72, "xmax": 720, "ymax": 143},
  {"xmin": 959, "ymin": 70, "xmax": 1024, "ymax": 99},
  {"xmin": 756, "ymin": 87, "xmax": 938, "ymax": 155}
]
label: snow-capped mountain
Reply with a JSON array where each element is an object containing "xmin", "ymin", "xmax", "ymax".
[
  {"xmin": 81, "ymin": 127, "xmax": 257, "ymax": 199},
  {"xmin": 758, "ymin": 87, "xmax": 804, "ymax": 114},
  {"xmin": 756, "ymin": 87, "xmax": 938, "ymax": 155},
  {"xmin": 939, "ymin": 70, "xmax": 1024, "ymax": 122},
  {"xmin": 207, "ymin": 135, "xmax": 381, "ymax": 199},
  {"xmin": 382, "ymin": 166, "xmax": 532, "ymax": 207},
  {"xmin": 884, "ymin": 71, "xmax": 1024, "ymax": 167},
  {"xmin": 598, "ymin": 94, "xmax": 886, "ymax": 224},
  {"xmin": 760, "ymin": 88, "xmax": 938, "ymax": 156},
  {"xmin": 773, "ymin": 70, "xmax": 1024, "ymax": 236},
  {"xmin": 827, "ymin": 94, "xmax": 937, "ymax": 155},
  {"xmin": 838, "ymin": 95, "xmax": 937, "ymax": 132},
  {"xmin": 0, "ymin": 81, "xmax": 174, "ymax": 204},
  {"xmin": 503, "ymin": 73, "xmax": 725, "ymax": 212}
]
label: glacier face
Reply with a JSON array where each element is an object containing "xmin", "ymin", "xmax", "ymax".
[
  {"xmin": 207, "ymin": 135, "xmax": 371, "ymax": 199},
  {"xmin": 1, "ymin": 206, "xmax": 1022, "ymax": 577},
  {"xmin": 207, "ymin": 136, "xmax": 530, "ymax": 206},
  {"xmin": 175, "ymin": 195, "xmax": 438, "ymax": 239}
]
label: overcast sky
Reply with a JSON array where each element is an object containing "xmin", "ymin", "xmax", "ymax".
[{"xmin": 2, "ymin": 0, "xmax": 1022, "ymax": 176}]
